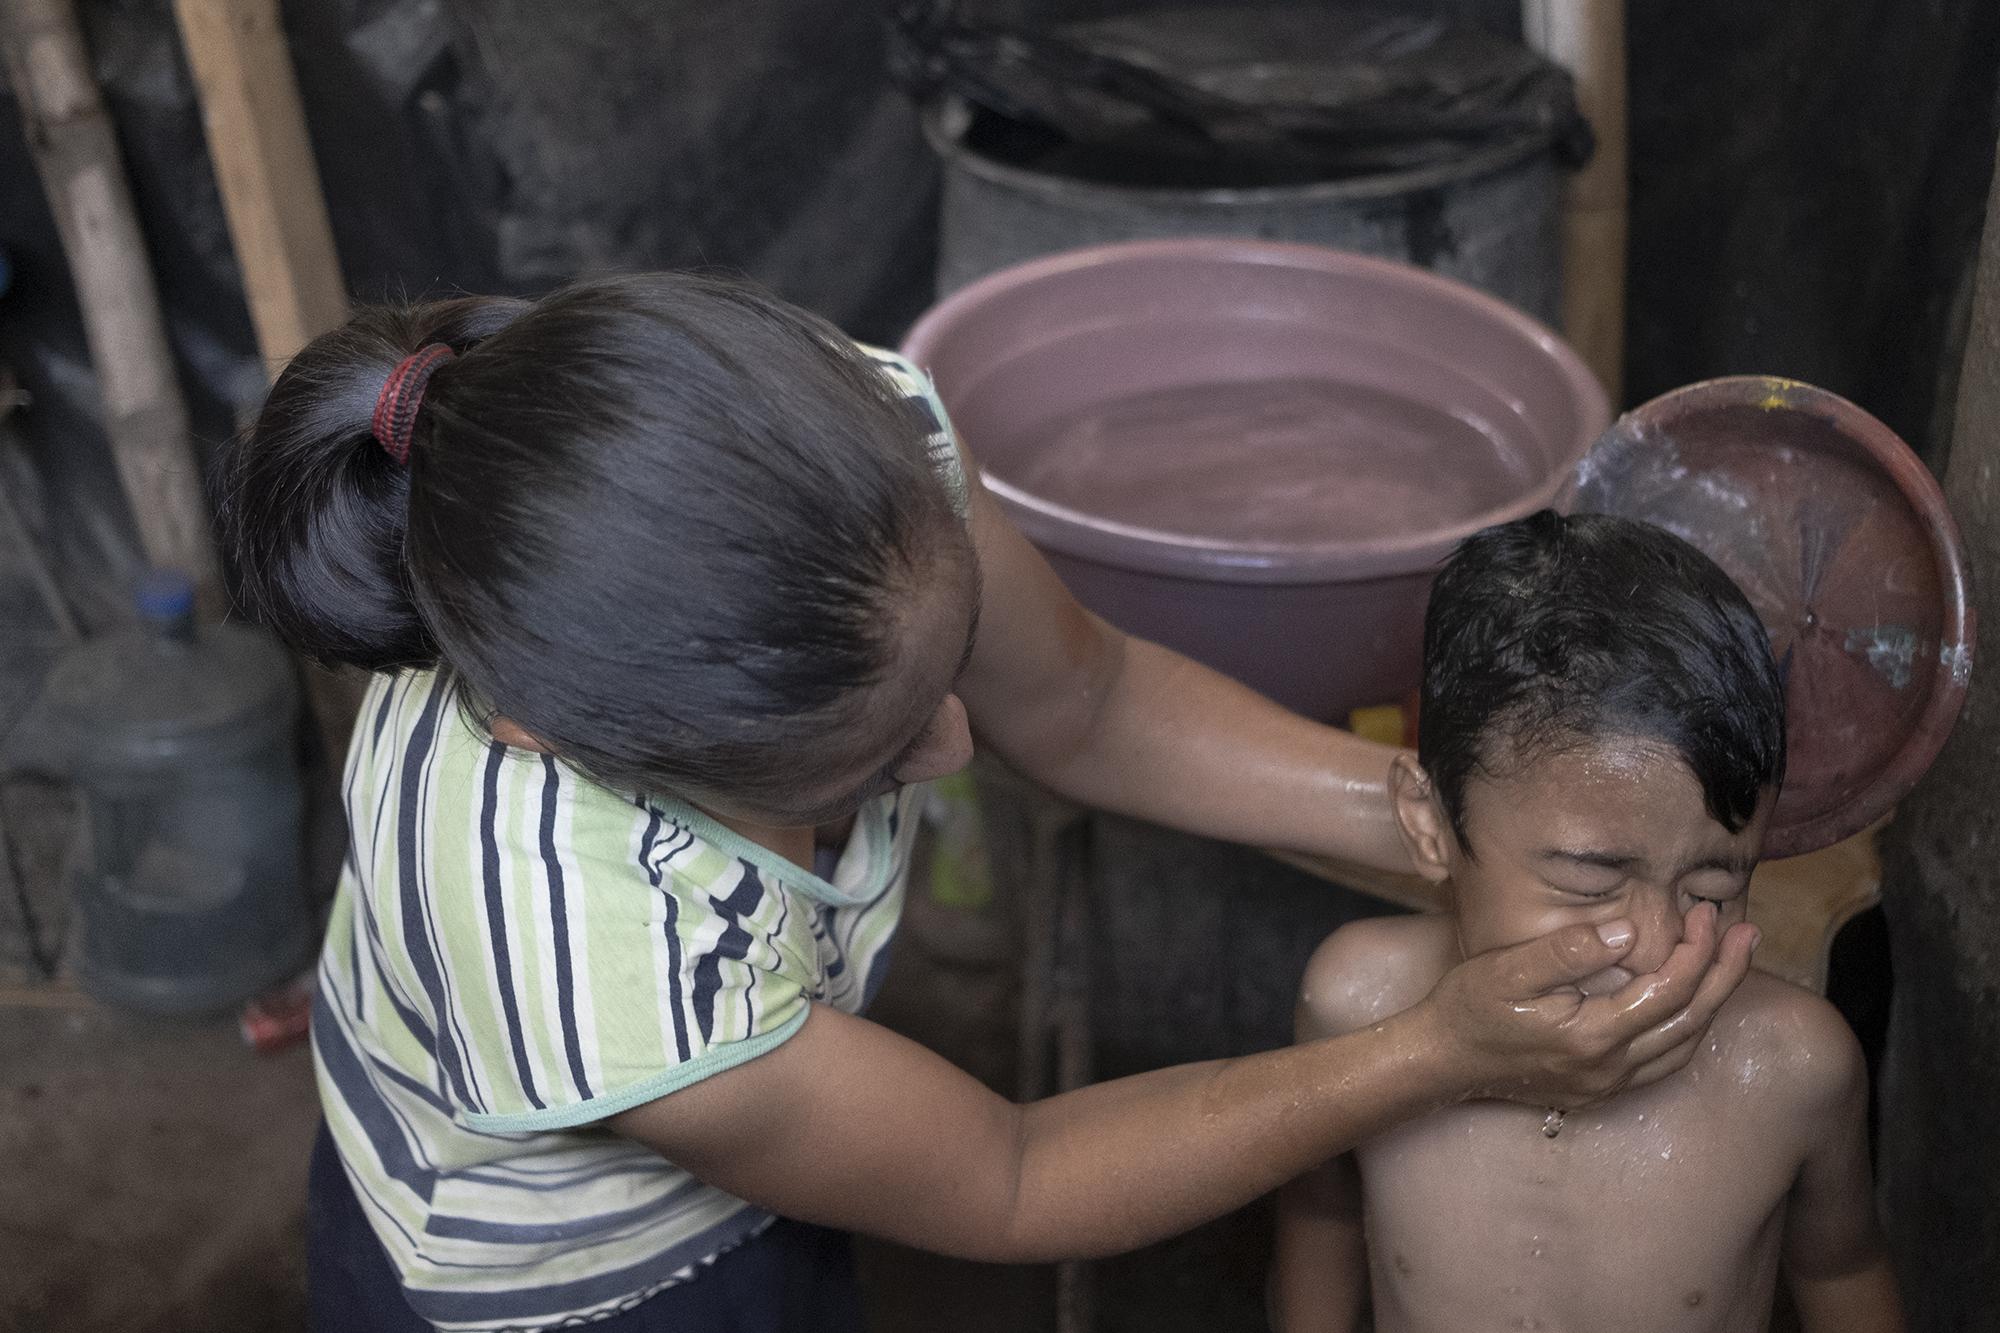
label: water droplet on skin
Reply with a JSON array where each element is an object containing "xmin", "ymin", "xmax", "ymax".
[{"xmin": 1685, "ymin": 1290, "xmax": 1706, "ymax": 1308}]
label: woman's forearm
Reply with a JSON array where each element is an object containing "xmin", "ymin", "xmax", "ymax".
[
  {"xmin": 616, "ymin": 1000, "xmax": 1462, "ymax": 1266},
  {"xmin": 1015, "ymin": 635, "xmax": 1413, "ymax": 874},
  {"xmin": 960, "ymin": 486, "xmax": 1415, "ymax": 876},
  {"xmin": 620, "ymin": 919, "xmax": 1732, "ymax": 1266},
  {"xmin": 995, "ymin": 1003, "xmax": 1454, "ymax": 1260}
]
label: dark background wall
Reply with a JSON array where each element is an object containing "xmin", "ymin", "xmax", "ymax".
[{"xmin": 1, "ymin": 0, "xmax": 1995, "ymax": 625}]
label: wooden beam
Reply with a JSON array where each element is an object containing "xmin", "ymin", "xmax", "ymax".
[{"xmin": 171, "ymin": 0, "xmax": 348, "ymax": 372}]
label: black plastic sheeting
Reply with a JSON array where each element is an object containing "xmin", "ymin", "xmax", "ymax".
[
  {"xmin": 0, "ymin": 0, "xmax": 1995, "ymax": 628},
  {"xmin": 1625, "ymin": 1, "xmax": 2000, "ymax": 471},
  {"xmin": 891, "ymin": 3, "xmax": 1590, "ymax": 186}
]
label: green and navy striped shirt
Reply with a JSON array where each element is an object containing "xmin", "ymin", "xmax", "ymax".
[{"xmin": 313, "ymin": 350, "xmax": 968, "ymax": 1330}]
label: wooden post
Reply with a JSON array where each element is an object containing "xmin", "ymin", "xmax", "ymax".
[
  {"xmin": 1523, "ymin": 0, "xmax": 1628, "ymax": 404},
  {"xmin": 170, "ymin": 0, "xmax": 365, "ymax": 757},
  {"xmin": 0, "ymin": 0, "xmax": 223, "ymax": 611},
  {"xmin": 170, "ymin": 0, "xmax": 348, "ymax": 372},
  {"xmin": 1877, "ymin": 142, "xmax": 2000, "ymax": 1325}
]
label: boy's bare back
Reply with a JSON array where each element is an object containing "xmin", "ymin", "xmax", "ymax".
[{"xmin": 1277, "ymin": 914, "xmax": 1877, "ymax": 1333}]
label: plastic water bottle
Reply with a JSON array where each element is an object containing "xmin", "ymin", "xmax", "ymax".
[{"xmin": 27, "ymin": 570, "xmax": 313, "ymax": 1014}]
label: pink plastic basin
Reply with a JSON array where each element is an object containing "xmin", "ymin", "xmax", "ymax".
[{"xmin": 902, "ymin": 238, "xmax": 1611, "ymax": 719}]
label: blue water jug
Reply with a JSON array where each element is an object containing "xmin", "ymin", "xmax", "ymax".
[{"xmin": 23, "ymin": 570, "xmax": 314, "ymax": 1013}]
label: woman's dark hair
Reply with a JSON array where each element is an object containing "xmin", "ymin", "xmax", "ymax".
[
  {"xmin": 1417, "ymin": 509, "xmax": 1786, "ymax": 849},
  {"xmin": 220, "ymin": 272, "xmax": 969, "ymax": 806}
]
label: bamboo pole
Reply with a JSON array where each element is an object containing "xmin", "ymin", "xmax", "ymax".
[
  {"xmin": 1523, "ymin": 0, "xmax": 1628, "ymax": 405},
  {"xmin": 0, "ymin": 0, "xmax": 223, "ymax": 613}
]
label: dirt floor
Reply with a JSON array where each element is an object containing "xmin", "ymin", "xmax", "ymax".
[{"xmin": 0, "ymin": 997, "xmax": 317, "ymax": 1333}]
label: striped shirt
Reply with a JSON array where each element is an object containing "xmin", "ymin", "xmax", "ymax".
[{"xmin": 313, "ymin": 349, "xmax": 967, "ymax": 1331}]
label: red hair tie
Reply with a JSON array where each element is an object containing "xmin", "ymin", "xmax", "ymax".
[{"xmin": 371, "ymin": 343, "xmax": 456, "ymax": 465}]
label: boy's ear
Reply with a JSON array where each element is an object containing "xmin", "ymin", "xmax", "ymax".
[{"xmin": 1389, "ymin": 753, "xmax": 1453, "ymax": 883}]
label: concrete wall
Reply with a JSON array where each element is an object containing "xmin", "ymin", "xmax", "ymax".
[{"xmin": 1879, "ymin": 138, "xmax": 2000, "ymax": 1329}]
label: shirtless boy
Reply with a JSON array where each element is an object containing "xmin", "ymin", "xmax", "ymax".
[{"xmin": 1272, "ymin": 511, "xmax": 1903, "ymax": 1333}]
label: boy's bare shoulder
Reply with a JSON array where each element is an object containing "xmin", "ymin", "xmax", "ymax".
[
  {"xmin": 1296, "ymin": 913, "xmax": 1456, "ymax": 1041},
  {"xmin": 1712, "ymin": 969, "xmax": 1868, "ymax": 1117}
]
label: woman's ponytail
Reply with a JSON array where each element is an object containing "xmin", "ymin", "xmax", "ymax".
[{"xmin": 218, "ymin": 296, "xmax": 526, "ymax": 672}]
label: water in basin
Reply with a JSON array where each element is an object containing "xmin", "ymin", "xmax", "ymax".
[{"xmin": 1010, "ymin": 376, "xmax": 1532, "ymax": 547}]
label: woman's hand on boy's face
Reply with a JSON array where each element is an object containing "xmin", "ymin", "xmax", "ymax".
[
  {"xmin": 1423, "ymin": 901, "xmax": 1760, "ymax": 1108},
  {"xmin": 1593, "ymin": 904, "xmax": 1758, "ymax": 1067}
]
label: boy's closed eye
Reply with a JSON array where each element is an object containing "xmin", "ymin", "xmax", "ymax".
[
  {"xmin": 1678, "ymin": 853, "xmax": 1757, "ymax": 903},
  {"xmin": 1540, "ymin": 849, "xmax": 1637, "ymax": 897},
  {"xmin": 1679, "ymin": 872, "xmax": 1751, "ymax": 904},
  {"xmin": 1538, "ymin": 850, "xmax": 1752, "ymax": 903}
]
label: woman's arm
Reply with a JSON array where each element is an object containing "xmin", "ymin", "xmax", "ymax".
[
  {"xmin": 955, "ymin": 467, "xmax": 1412, "ymax": 875},
  {"xmin": 612, "ymin": 913, "xmax": 1752, "ymax": 1263},
  {"xmin": 617, "ymin": 998, "xmax": 1448, "ymax": 1264}
]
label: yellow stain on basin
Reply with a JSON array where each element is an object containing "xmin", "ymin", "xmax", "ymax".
[
  {"xmin": 1348, "ymin": 703, "xmax": 1408, "ymax": 747},
  {"xmin": 1756, "ymin": 376, "xmax": 1813, "ymax": 411}
]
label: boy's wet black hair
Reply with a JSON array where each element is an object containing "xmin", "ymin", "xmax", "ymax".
[
  {"xmin": 1418, "ymin": 509, "xmax": 1787, "ymax": 849},
  {"xmin": 220, "ymin": 272, "xmax": 969, "ymax": 812}
]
